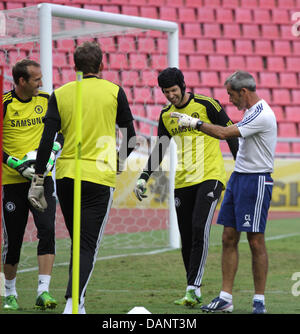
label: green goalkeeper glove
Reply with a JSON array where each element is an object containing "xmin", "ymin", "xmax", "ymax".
[
  {"xmin": 44, "ymin": 141, "xmax": 62, "ymax": 176},
  {"xmin": 134, "ymin": 178, "xmax": 147, "ymax": 201},
  {"xmin": 28, "ymin": 174, "xmax": 47, "ymax": 212},
  {"xmin": 6, "ymin": 155, "xmax": 35, "ymax": 180}
]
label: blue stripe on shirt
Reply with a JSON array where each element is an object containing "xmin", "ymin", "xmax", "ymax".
[{"xmin": 237, "ymin": 103, "xmax": 263, "ymax": 127}]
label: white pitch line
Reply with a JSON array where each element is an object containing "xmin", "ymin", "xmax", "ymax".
[{"xmin": 16, "ymin": 233, "xmax": 300, "ymax": 274}]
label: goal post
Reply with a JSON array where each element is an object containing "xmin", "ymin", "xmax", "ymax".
[
  {"xmin": 0, "ymin": 2, "xmax": 181, "ymax": 261},
  {"xmin": 37, "ymin": 2, "xmax": 180, "ymax": 250}
]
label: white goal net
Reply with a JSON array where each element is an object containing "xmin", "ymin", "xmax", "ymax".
[{"xmin": 0, "ymin": 3, "xmax": 180, "ymax": 272}]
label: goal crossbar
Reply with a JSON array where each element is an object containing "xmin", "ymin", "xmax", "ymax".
[{"xmin": 38, "ymin": 3, "xmax": 180, "ymax": 249}]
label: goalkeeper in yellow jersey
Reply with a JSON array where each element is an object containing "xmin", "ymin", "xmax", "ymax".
[
  {"xmin": 28, "ymin": 41, "xmax": 136, "ymax": 314},
  {"xmin": 2, "ymin": 59, "xmax": 63, "ymax": 311},
  {"xmin": 134, "ymin": 67, "xmax": 239, "ymax": 307}
]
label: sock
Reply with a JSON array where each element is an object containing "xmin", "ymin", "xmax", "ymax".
[
  {"xmin": 37, "ymin": 274, "xmax": 51, "ymax": 296},
  {"xmin": 253, "ymin": 294, "xmax": 265, "ymax": 304},
  {"xmin": 219, "ymin": 290, "xmax": 232, "ymax": 303},
  {"xmin": 186, "ymin": 285, "xmax": 201, "ymax": 297},
  {"xmin": 5, "ymin": 277, "xmax": 17, "ymax": 297}
]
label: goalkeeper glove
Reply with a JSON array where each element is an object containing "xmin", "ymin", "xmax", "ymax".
[
  {"xmin": 28, "ymin": 174, "xmax": 47, "ymax": 212},
  {"xmin": 134, "ymin": 179, "xmax": 147, "ymax": 201},
  {"xmin": 6, "ymin": 155, "xmax": 35, "ymax": 180},
  {"xmin": 170, "ymin": 111, "xmax": 199, "ymax": 129},
  {"xmin": 44, "ymin": 141, "xmax": 62, "ymax": 176}
]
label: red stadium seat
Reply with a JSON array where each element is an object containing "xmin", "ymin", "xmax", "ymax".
[
  {"xmin": 200, "ymin": 71, "xmax": 220, "ymax": 87},
  {"xmin": 259, "ymin": 72, "xmax": 279, "ymax": 88},
  {"xmin": 225, "ymin": 105, "xmax": 244, "ymax": 123},
  {"xmin": 208, "ymin": 55, "xmax": 227, "ymax": 70},
  {"xmin": 279, "ymin": 73, "xmax": 298, "ymax": 88},
  {"xmin": 241, "ymin": 0, "xmax": 258, "ymax": 8},
  {"xmin": 245, "ymin": 56, "xmax": 264, "ymax": 71},
  {"xmin": 109, "ymin": 54, "xmax": 129, "ymax": 70},
  {"xmin": 228, "ymin": 56, "xmax": 246, "ymax": 71},
  {"xmin": 291, "ymin": 142, "xmax": 300, "ymax": 153},
  {"xmin": 216, "ymin": 39, "xmax": 234, "ymax": 55},
  {"xmin": 223, "ymin": 24, "xmax": 242, "ymax": 38},
  {"xmin": 179, "ymin": 7, "xmax": 197, "ymax": 22},
  {"xmin": 129, "ymin": 54, "xmax": 148, "ymax": 70},
  {"xmin": 272, "ymin": 89, "xmax": 292, "ymax": 105},
  {"xmin": 159, "ymin": 7, "xmax": 177, "ymax": 21},
  {"xmin": 140, "ymin": 6, "xmax": 158, "ymax": 19},
  {"xmin": 196, "ymin": 39, "xmax": 215, "ymax": 54},
  {"xmin": 146, "ymin": 105, "xmax": 162, "ymax": 121},
  {"xmin": 132, "ymin": 104, "xmax": 146, "ymax": 118},
  {"xmin": 189, "ymin": 55, "xmax": 207, "ymax": 70},
  {"xmin": 222, "ymin": 0, "xmax": 239, "ymax": 7},
  {"xmin": 278, "ymin": 122, "xmax": 297, "ymax": 137},
  {"xmin": 117, "ymin": 36, "xmax": 136, "ymax": 52},
  {"xmin": 292, "ymin": 90, "xmax": 300, "ymax": 104},
  {"xmin": 197, "ymin": 7, "xmax": 216, "ymax": 22},
  {"xmin": 272, "ymin": 9, "xmax": 290, "ymax": 24},
  {"xmin": 285, "ymin": 107, "xmax": 300, "ymax": 122},
  {"xmin": 253, "ymin": 9, "xmax": 272, "ymax": 23},
  {"xmin": 267, "ymin": 57, "xmax": 285, "ymax": 71},
  {"xmin": 121, "ymin": 70, "xmax": 140, "ymax": 86},
  {"xmin": 255, "ymin": 40, "xmax": 273, "ymax": 55},
  {"xmin": 261, "ymin": 24, "xmax": 280, "ymax": 39},
  {"xmin": 141, "ymin": 70, "xmax": 159, "ymax": 87},
  {"xmin": 242, "ymin": 24, "xmax": 260, "ymax": 38},
  {"xmin": 183, "ymin": 23, "xmax": 202, "ymax": 37},
  {"xmin": 213, "ymin": 88, "xmax": 230, "ymax": 105},
  {"xmin": 275, "ymin": 142, "xmax": 291, "ymax": 153},
  {"xmin": 151, "ymin": 55, "xmax": 168, "ymax": 70},
  {"xmin": 215, "ymin": 8, "xmax": 234, "ymax": 23},
  {"xmin": 235, "ymin": 39, "xmax": 253, "ymax": 55},
  {"xmin": 273, "ymin": 40, "xmax": 292, "ymax": 56},
  {"xmin": 286, "ymin": 57, "xmax": 300, "ymax": 71},
  {"xmin": 271, "ymin": 106, "xmax": 285, "ymax": 122},
  {"xmin": 258, "ymin": 0, "xmax": 276, "ymax": 8},
  {"xmin": 183, "ymin": 71, "xmax": 201, "ymax": 86},
  {"xmin": 180, "ymin": 39, "xmax": 196, "ymax": 54},
  {"xmin": 235, "ymin": 8, "xmax": 252, "ymax": 23},
  {"xmin": 256, "ymin": 88, "xmax": 271, "ymax": 102},
  {"xmin": 203, "ymin": 23, "xmax": 222, "ymax": 38},
  {"xmin": 102, "ymin": 70, "xmax": 120, "ymax": 85}
]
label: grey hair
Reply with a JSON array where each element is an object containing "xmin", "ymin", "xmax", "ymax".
[{"xmin": 224, "ymin": 71, "xmax": 256, "ymax": 92}]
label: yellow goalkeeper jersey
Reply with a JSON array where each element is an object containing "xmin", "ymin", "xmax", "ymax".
[
  {"xmin": 159, "ymin": 93, "xmax": 232, "ymax": 189},
  {"xmin": 2, "ymin": 90, "xmax": 49, "ymax": 185},
  {"xmin": 53, "ymin": 77, "xmax": 131, "ymax": 188}
]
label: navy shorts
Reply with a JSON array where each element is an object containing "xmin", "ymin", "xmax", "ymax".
[{"xmin": 217, "ymin": 172, "xmax": 273, "ymax": 233}]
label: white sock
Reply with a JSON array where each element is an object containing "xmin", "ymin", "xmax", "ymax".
[
  {"xmin": 219, "ymin": 290, "xmax": 232, "ymax": 303},
  {"xmin": 253, "ymin": 294, "xmax": 265, "ymax": 304},
  {"xmin": 5, "ymin": 277, "xmax": 17, "ymax": 297},
  {"xmin": 37, "ymin": 274, "xmax": 51, "ymax": 296},
  {"xmin": 186, "ymin": 285, "xmax": 201, "ymax": 297}
]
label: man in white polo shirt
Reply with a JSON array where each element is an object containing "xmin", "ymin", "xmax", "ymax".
[{"xmin": 171, "ymin": 71, "xmax": 277, "ymax": 314}]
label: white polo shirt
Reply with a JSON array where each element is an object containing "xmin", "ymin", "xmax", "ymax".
[{"xmin": 235, "ymin": 99, "xmax": 277, "ymax": 173}]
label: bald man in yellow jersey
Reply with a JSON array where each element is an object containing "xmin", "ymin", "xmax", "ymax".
[
  {"xmin": 2, "ymin": 59, "xmax": 63, "ymax": 311},
  {"xmin": 28, "ymin": 41, "xmax": 136, "ymax": 314},
  {"xmin": 134, "ymin": 68, "xmax": 239, "ymax": 307}
]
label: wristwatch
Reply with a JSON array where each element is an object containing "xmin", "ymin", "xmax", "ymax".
[{"xmin": 196, "ymin": 120, "xmax": 203, "ymax": 130}]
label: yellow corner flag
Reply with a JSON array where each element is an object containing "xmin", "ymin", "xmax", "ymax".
[{"xmin": 72, "ymin": 71, "xmax": 83, "ymax": 314}]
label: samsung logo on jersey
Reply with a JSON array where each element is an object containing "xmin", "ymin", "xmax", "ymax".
[
  {"xmin": 10, "ymin": 117, "xmax": 43, "ymax": 127},
  {"xmin": 171, "ymin": 126, "xmax": 195, "ymax": 136}
]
